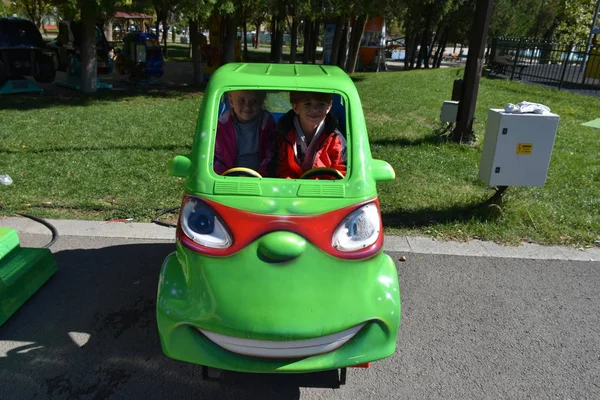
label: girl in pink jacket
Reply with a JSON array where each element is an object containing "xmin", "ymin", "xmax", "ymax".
[{"xmin": 213, "ymin": 90, "xmax": 276, "ymax": 176}]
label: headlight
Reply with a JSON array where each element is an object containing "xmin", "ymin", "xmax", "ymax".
[
  {"xmin": 332, "ymin": 203, "xmax": 381, "ymax": 251},
  {"xmin": 180, "ymin": 197, "xmax": 232, "ymax": 248}
]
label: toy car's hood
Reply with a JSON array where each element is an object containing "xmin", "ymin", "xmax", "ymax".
[{"xmin": 159, "ymin": 240, "xmax": 399, "ymax": 341}]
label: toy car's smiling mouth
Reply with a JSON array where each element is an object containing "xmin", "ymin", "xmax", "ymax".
[{"xmin": 199, "ymin": 323, "xmax": 366, "ymax": 358}]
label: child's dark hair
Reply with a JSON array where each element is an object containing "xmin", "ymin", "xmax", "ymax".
[{"xmin": 289, "ymin": 91, "xmax": 333, "ymax": 104}]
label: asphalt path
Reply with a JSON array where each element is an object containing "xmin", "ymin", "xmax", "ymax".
[{"xmin": 1, "ymin": 234, "xmax": 599, "ymax": 399}]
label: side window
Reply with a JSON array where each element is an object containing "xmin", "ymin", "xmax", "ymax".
[{"xmin": 213, "ymin": 90, "xmax": 348, "ymax": 180}]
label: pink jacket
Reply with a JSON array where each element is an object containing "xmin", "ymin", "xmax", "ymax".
[{"xmin": 214, "ymin": 109, "xmax": 276, "ymax": 176}]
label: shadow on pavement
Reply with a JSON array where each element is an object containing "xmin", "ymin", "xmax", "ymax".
[{"xmin": 0, "ymin": 242, "xmax": 346, "ymax": 399}]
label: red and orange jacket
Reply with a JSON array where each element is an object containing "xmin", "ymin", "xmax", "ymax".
[
  {"xmin": 213, "ymin": 108, "xmax": 276, "ymax": 176},
  {"xmin": 270, "ymin": 110, "xmax": 347, "ymax": 179}
]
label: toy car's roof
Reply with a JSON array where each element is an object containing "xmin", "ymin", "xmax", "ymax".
[
  {"xmin": 209, "ymin": 63, "xmax": 356, "ymax": 93},
  {"xmin": 0, "ymin": 17, "xmax": 45, "ymax": 49},
  {"xmin": 123, "ymin": 32, "xmax": 158, "ymax": 43},
  {"xmin": 0, "ymin": 17, "xmax": 32, "ymax": 23}
]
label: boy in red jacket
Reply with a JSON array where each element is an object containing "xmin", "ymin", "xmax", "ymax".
[
  {"xmin": 270, "ymin": 91, "xmax": 347, "ymax": 179},
  {"xmin": 213, "ymin": 90, "xmax": 276, "ymax": 176}
]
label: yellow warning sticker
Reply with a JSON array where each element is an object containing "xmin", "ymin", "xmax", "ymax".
[{"xmin": 516, "ymin": 143, "xmax": 533, "ymax": 155}]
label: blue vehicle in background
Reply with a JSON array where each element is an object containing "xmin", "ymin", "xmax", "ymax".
[
  {"xmin": 114, "ymin": 32, "xmax": 164, "ymax": 79},
  {"xmin": 0, "ymin": 17, "xmax": 56, "ymax": 88}
]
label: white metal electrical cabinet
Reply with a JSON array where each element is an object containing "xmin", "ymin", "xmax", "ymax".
[
  {"xmin": 440, "ymin": 100, "xmax": 459, "ymax": 123},
  {"xmin": 479, "ymin": 109, "xmax": 560, "ymax": 186}
]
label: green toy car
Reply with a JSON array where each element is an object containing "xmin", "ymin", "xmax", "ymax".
[{"xmin": 157, "ymin": 63, "xmax": 400, "ymax": 382}]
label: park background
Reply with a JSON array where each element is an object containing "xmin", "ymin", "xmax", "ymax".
[{"xmin": 0, "ymin": 0, "xmax": 599, "ymax": 248}]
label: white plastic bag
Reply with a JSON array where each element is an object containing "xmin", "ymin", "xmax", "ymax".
[
  {"xmin": 0, "ymin": 174, "xmax": 13, "ymax": 186},
  {"xmin": 504, "ymin": 101, "xmax": 551, "ymax": 114}
]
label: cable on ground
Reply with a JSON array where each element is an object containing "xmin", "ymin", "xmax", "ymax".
[
  {"xmin": 0, "ymin": 205, "xmax": 59, "ymax": 248},
  {"xmin": 151, "ymin": 207, "xmax": 179, "ymax": 228}
]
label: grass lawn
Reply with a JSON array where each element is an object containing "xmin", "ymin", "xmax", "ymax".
[{"xmin": 0, "ymin": 66, "xmax": 599, "ymax": 247}]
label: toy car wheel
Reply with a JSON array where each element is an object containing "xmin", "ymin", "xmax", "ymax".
[
  {"xmin": 33, "ymin": 55, "xmax": 56, "ymax": 83},
  {"xmin": 50, "ymin": 50, "xmax": 60, "ymax": 71},
  {"xmin": 114, "ymin": 53, "xmax": 126, "ymax": 74},
  {"xmin": 201, "ymin": 366, "xmax": 223, "ymax": 381},
  {"xmin": 67, "ymin": 55, "xmax": 80, "ymax": 77},
  {"xmin": 132, "ymin": 62, "xmax": 145, "ymax": 79},
  {"xmin": 339, "ymin": 368, "xmax": 347, "ymax": 386},
  {"xmin": 57, "ymin": 51, "xmax": 70, "ymax": 72}
]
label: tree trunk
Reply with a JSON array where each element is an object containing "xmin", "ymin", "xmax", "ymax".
[
  {"xmin": 409, "ymin": 32, "xmax": 421, "ymax": 69},
  {"xmin": 254, "ymin": 22, "xmax": 262, "ymax": 48},
  {"xmin": 418, "ymin": 27, "xmax": 431, "ymax": 68},
  {"xmin": 452, "ymin": 0, "xmax": 494, "ymax": 144},
  {"xmin": 308, "ymin": 20, "xmax": 315, "ymax": 63},
  {"xmin": 347, "ymin": 15, "xmax": 367, "ymax": 73},
  {"xmin": 189, "ymin": 18, "xmax": 204, "ymax": 85},
  {"xmin": 302, "ymin": 17, "xmax": 311, "ymax": 64},
  {"xmin": 310, "ymin": 19, "xmax": 320, "ymax": 64},
  {"xmin": 290, "ymin": 17, "xmax": 299, "ymax": 64},
  {"xmin": 435, "ymin": 32, "xmax": 449, "ymax": 68},
  {"xmin": 274, "ymin": 13, "xmax": 284, "ymax": 63},
  {"xmin": 418, "ymin": 36, "xmax": 427, "ymax": 68},
  {"xmin": 80, "ymin": 4, "xmax": 98, "ymax": 94},
  {"xmin": 222, "ymin": 15, "xmax": 237, "ymax": 64},
  {"xmin": 105, "ymin": 19, "xmax": 113, "ymax": 42},
  {"xmin": 243, "ymin": 19, "xmax": 248, "ymax": 60},
  {"xmin": 270, "ymin": 15, "xmax": 277, "ymax": 61},
  {"xmin": 403, "ymin": 24, "xmax": 414, "ymax": 70},
  {"xmin": 162, "ymin": 20, "xmax": 169, "ymax": 57},
  {"xmin": 329, "ymin": 16, "xmax": 343, "ymax": 66},
  {"xmin": 429, "ymin": 23, "xmax": 442, "ymax": 62},
  {"xmin": 337, "ymin": 18, "xmax": 350, "ymax": 70}
]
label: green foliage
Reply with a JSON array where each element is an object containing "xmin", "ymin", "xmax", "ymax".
[
  {"xmin": 491, "ymin": 0, "xmax": 545, "ymax": 38},
  {"xmin": 0, "ymin": 1, "xmax": 10, "ymax": 16},
  {"xmin": 490, "ymin": 0, "xmax": 598, "ymax": 43},
  {"xmin": 214, "ymin": 0, "xmax": 235, "ymax": 15},
  {"xmin": 554, "ymin": 0, "xmax": 597, "ymax": 44},
  {"xmin": 176, "ymin": 0, "xmax": 215, "ymax": 24},
  {"xmin": 38, "ymin": 0, "xmax": 598, "ymax": 49},
  {"xmin": 12, "ymin": 0, "xmax": 53, "ymax": 26}
]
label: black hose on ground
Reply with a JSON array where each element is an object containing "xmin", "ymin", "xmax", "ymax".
[
  {"xmin": 151, "ymin": 206, "xmax": 179, "ymax": 228},
  {"xmin": 0, "ymin": 205, "xmax": 59, "ymax": 248}
]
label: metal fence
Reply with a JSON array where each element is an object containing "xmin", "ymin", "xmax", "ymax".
[{"xmin": 488, "ymin": 37, "xmax": 600, "ymax": 94}]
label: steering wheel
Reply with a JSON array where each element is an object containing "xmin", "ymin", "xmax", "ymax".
[
  {"xmin": 222, "ymin": 167, "xmax": 262, "ymax": 178},
  {"xmin": 300, "ymin": 167, "xmax": 344, "ymax": 180}
]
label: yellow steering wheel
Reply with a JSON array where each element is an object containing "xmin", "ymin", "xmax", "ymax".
[
  {"xmin": 300, "ymin": 167, "xmax": 344, "ymax": 180},
  {"xmin": 222, "ymin": 167, "xmax": 263, "ymax": 178}
]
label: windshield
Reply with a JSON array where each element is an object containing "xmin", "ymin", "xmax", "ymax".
[
  {"xmin": 145, "ymin": 38, "xmax": 160, "ymax": 47},
  {"xmin": 213, "ymin": 90, "xmax": 349, "ymax": 180},
  {"xmin": 0, "ymin": 19, "xmax": 44, "ymax": 48}
]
